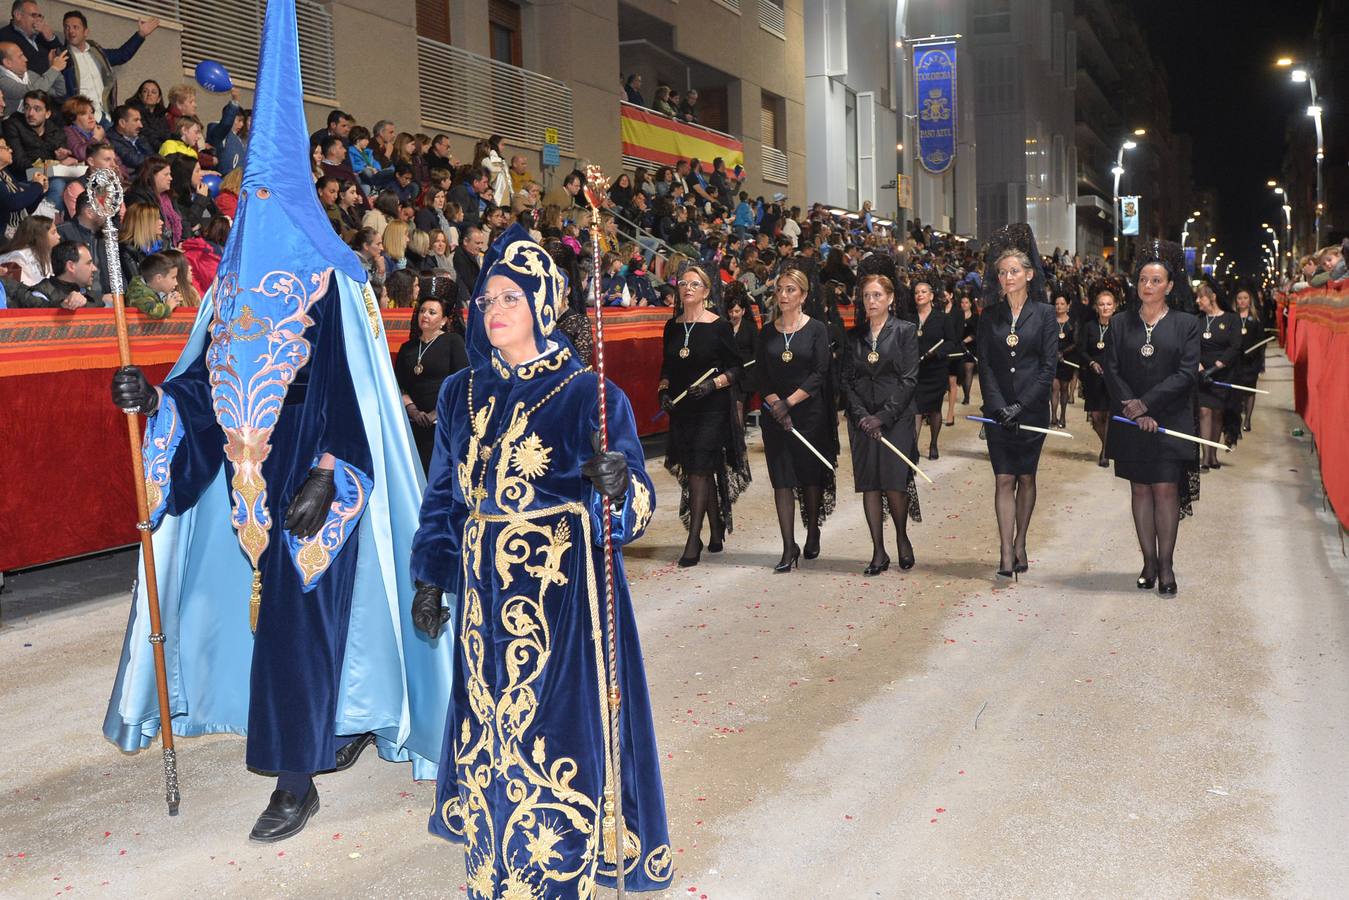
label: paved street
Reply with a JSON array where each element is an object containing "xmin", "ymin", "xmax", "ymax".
[{"xmin": 3, "ymin": 352, "xmax": 1348, "ymax": 899}]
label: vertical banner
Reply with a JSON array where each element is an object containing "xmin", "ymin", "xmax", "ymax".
[
  {"xmin": 1120, "ymin": 196, "xmax": 1140, "ymax": 236},
  {"xmin": 1184, "ymin": 246, "xmax": 1197, "ymax": 275},
  {"xmin": 913, "ymin": 41, "xmax": 957, "ymax": 175}
]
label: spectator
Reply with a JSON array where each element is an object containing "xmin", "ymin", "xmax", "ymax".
[
  {"xmin": 316, "ymin": 174, "xmax": 342, "ymax": 235},
  {"xmin": 308, "ymin": 108, "xmax": 351, "ymax": 148},
  {"xmin": 170, "ymin": 153, "xmax": 217, "ymax": 238},
  {"xmin": 667, "ymin": 88, "xmax": 682, "ymax": 119},
  {"xmin": 447, "ymin": 166, "xmax": 488, "ymax": 229},
  {"xmin": 106, "ymin": 103, "xmax": 148, "ymax": 177},
  {"xmin": 126, "ymin": 157, "xmax": 178, "ymax": 242},
  {"xmin": 405, "ymin": 227, "xmax": 430, "ymax": 271},
  {"xmin": 608, "ymin": 172, "xmax": 634, "ymax": 211},
  {"xmin": 385, "ymin": 267, "xmax": 417, "ymax": 307},
  {"xmin": 732, "ymin": 190, "xmax": 752, "ymax": 236},
  {"xmin": 0, "ymin": 209, "xmax": 53, "ymax": 283},
  {"xmin": 3, "ymin": 89, "xmax": 69, "ymax": 201},
  {"xmin": 390, "ymin": 161, "xmax": 418, "ymax": 202},
  {"xmin": 161, "ymin": 246, "xmax": 201, "ymax": 305},
  {"xmin": 708, "ymin": 157, "xmax": 735, "ymax": 208},
  {"xmin": 0, "ymin": 2, "xmax": 60, "ymax": 76},
  {"xmin": 414, "ymin": 185, "xmax": 452, "ymax": 235},
  {"xmin": 118, "ymin": 201, "xmax": 163, "ymax": 279},
  {"xmin": 317, "ymin": 133, "xmax": 355, "ymax": 184},
  {"xmin": 349, "ymin": 225, "xmax": 385, "ymax": 292},
  {"xmin": 475, "ymin": 134, "xmax": 511, "ymax": 206},
  {"xmin": 158, "ymin": 113, "xmax": 202, "ymax": 158},
  {"xmin": 370, "ymin": 118, "xmax": 395, "ymax": 167},
  {"xmin": 680, "ymin": 89, "xmax": 699, "ymax": 124},
  {"xmin": 163, "ymin": 83, "xmax": 197, "ymax": 134},
  {"xmin": 508, "ymin": 153, "xmax": 531, "ymax": 195},
  {"xmin": 481, "ymin": 204, "xmax": 508, "ymax": 239},
  {"xmin": 33, "ymin": 237, "xmax": 103, "ymax": 305},
  {"xmin": 362, "ymin": 188, "xmax": 399, "ymax": 234},
  {"xmin": 124, "ymin": 250, "xmax": 181, "ymax": 318},
  {"xmin": 59, "ymin": 93, "xmax": 103, "ymax": 158},
  {"xmin": 452, "ymin": 224, "xmax": 485, "ymax": 306},
  {"xmin": 334, "ymin": 179, "xmax": 362, "ymax": 235},
  {"xmin": 60, "ymin": 11, "xmax": 158, "ymax": 123},
  {"xmin": 425, "ymin": 133, "xmax": 453, "ymax": 172},
  {"xmin": 0, "ymin": 38, "xmax": 58, "ymax": 116},
  {"xmin": 781, "ymin": 206, "xmax": 801, "ymax": 247},
  {"xmin": 544, "ymin": 168, "xmax": 584, "ymax": 210},
  {"xmin": 424, "ymin": 228, "xmax": 453, "ymax": 270},
  {"xmin": 179, "ymin": 214, "xmax": 229, "ymax": 297},
  {"xmin": 652, "ymin": 85, "xmax": 677, "ymax": 118},
  {"xmin": 633, "ymin": 166, "xmax": 656, "ymax": 198},
  {"xmin": 56, "ymin": 187, "xmax": 109, "ymax": 294},
  {"xmin": 215, "ymin": 166, "xmax": 242, "ymax": 219},
  {"xmin": 0, "ymin": 132, "xmax": 42, "ymax": 237},
  {"xmin": 623, "ymin": 73, "xmax": 644, "ymax": 106},
  {"xmin": 383, "ymin": 219, "xmax": 409, "ymax": 271},
  {"xmin": 346, "ymin": 123, "xmax": 383, "ymax": 191},
  {"xmin": 210, "ymin": 102, "xmax": 247, "ymax": 174},
  {"xmin": 128, "ymin": 78, "xmax": 168, "ymax": 150}
]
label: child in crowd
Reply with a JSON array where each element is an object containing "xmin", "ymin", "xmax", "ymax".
[
  {"xmin": 159, "ymin": 116, "xmax": 204, "ymax": 159},
  {"xmin": 126, "ymin": 252, "xmax": 183, "ymax": 319}
]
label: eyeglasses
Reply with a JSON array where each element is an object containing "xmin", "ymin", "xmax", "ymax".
[
  {"xmin": 675, "ymin": 279, "xmax": 705, "ymax": 290},
  {"xmin": 473, "ymin": 290, "xmax": 527, "ymax": 311}
]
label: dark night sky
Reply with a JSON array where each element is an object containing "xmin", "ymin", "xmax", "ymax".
[{"xmin": 1132, "ymin": 0, "xmax": 1322, "ymax": 277}]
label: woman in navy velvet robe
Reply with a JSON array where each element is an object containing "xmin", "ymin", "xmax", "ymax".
[{"xmin": 410, "ymin": 226, "xmax": 673, "ymax": 898}]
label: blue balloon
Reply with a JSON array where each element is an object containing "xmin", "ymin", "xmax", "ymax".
[
  {"xmin": 201, "ymin": 173, "xmax": 223, "ymax": 198},
  {"xmin": 194, "ymin": 59, "xmax": 233, "ymax": 93}
]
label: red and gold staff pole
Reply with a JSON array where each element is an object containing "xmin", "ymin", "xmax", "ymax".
[
  {"xmin": 88, "ymin": 167, "xmax": 181, "ymax": 816},
  {"xmin": 584, "ymin": 166, "xmax": 626, "ymax": 896}
]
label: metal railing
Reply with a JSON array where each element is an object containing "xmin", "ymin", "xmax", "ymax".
[{"xmin": 418, "ymin": 37, "xmax": 575, "ymax": 153}]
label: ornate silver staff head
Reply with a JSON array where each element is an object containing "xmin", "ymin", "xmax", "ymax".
[{"xmin": 86, "ymin": 167, "xmax": 127, "ymax": 295}]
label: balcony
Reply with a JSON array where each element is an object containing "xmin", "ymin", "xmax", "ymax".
[
  {"xmin": 417, "ymin": 37, "xmax": 575, "ymax": 153},
  {"xmin": 619, "ymin": 101, "xmax": 744, "ymax": 172}
]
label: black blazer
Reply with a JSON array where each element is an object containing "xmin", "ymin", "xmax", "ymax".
[
  {"xmin": 841, "ymin": 317, "xmax": 919, "ymax": 426},
  {"xmin": 912, "ymin": 306, "xmax": 955, "ymax": 369},
  {"xmin": 1104, "ymin": 308, "xmax": 1200, "ymax": 462},
  {"xmin": 976, "ymin": 299, "xmax": 1057, "ymax": 427}
]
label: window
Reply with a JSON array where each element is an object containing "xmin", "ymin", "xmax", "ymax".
[
  {"xmin": 760, "ymin": 93, "xmax": 780, "ymax": 150},
  {"xmin": 489, "ymin": 0, "xmax": 522, "ymax": 67},
  {"xmin": 417, "ymin": 0, "xmax": 451, "ymax": 43},
  {"xmin": 972, "ymin": 0, "xmax": 1011, "ymax": 34},
  {"xmin": 845, "ymin": 88, "xmax": 858, "ymax": 209}
]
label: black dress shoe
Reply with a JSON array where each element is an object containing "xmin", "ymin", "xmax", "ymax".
[
  {"xmin": 707, "ymin": 532, "xmax": 724, "ymax": 554},
  {"xmin": 678, "ymin": 539, "xmax": 702, "ymax": 568},
  {"xmin": 328, "ymin": 732, "xmax": 375, "ymax": 773},
  {"xmin": 773, "ymin": 544, "xmax": 800, "ymax": 573},
  {"xmin": 863, "ymin": 556, "xmax": 890, "ymax": 576},
  {"xmin": 1157, "ymin": 581, "xmax": 1178, "ymax": 596},
  {"xmin": 803, "ymin": 531, "xmax": 821, "ymax": 560},
  {"xmin": 1136, "ymin": 574, "xmax": 1156, "ymax": 590},
  {"xmin": 249, "ymin": 785, "xmax": 319, "ymax": 843}
]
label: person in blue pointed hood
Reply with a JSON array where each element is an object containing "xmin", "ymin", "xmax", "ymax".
[
  {"xmin": 105, "ymin": 0, "xmax": 452, "ymax": 843},
  {"xmin": 410, "ymin": 224, "xmax": 674, "ymax": 896}
]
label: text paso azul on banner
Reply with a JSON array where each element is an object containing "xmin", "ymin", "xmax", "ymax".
[{"xmin": 914, "ymin": 41, "xmax": 957, "ymax": 175}]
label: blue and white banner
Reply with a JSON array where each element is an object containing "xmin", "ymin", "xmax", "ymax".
[
  {"xmin": 913, "ymin": 41, "xmax": 957, "ymax": 175},
  {"xmin": 1120, "ymin": 195, "xmax": 1140, "ymax": 236}
]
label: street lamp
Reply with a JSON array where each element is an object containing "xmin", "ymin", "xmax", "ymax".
[
  {"xmin": 1180, "ymin": 210, "xmax": 1201, "ymax": 247},
  {"xmin": 1112, "ymin": 133, "xmax": 1143, "ymax": 272},
  {"xmin": 1284, "ymin": 63, "xmax": 1326, "ymax": 243},
  {"xmin": 1200, "ymin": 237, "xmax": 1216, "ymax": 269},
  {"xmin": 1269, "ymin": 183, "xmax": 1294, "ymax": 271},
  {"xmin": 1262, "ymin": 223, "xmax": 1280, "ymax": 269}
]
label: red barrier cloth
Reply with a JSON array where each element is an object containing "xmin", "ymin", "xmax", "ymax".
[
  {"xmin": 0, "ymin": 306, "xmax": 669, "ymax": 571},
  {"xmin": 1282, "ymin": 280, "xmax": 1349, "ymax": 530}
]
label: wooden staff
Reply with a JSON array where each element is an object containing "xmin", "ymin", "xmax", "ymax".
[
  {"xmin": 878, "ymin": 435, "xmax": 933, "ymax": 484},
  {"xmin": 88, "ymin": 168, "xmax": 180, "ymax": 815},
  {"xmin": 1244, "ymin": 335, "xmax": 1276, "ymax": 354},
  {"xmin": 671, "ymin": 368, "xmax": 716, "ymax": 406},
  {"xmin": 965, "ymin": 415, "xmax": 1074, "ymax": 438},
  {"xmin": 1214, "ymin": 381, "xmax": 1270, "ymax": 395},
  {"xmin": 583, "ymin": 167, "xmax": 626, "ymax": 897},
  {"xmin": 790, "ymin": 426, "xmax": 835, "ymax": 471},
  {"xmin": 1111, "ymin": 415, "xmax": 1231, "ymax": 452},
  {"xmin": 1060, "ymin": 359, "xmax": 1080, "ymax": 369}
]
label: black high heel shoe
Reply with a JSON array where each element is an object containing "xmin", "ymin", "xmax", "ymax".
[
  {"xmin": 803, "ymin": 531, "xmax": 821, "ymax": 560},
  {"xmin": 1136, "ymin": 572, "xmax": 1156, "ymax": 590},
  {"xmin": 996, "ymin": 553, "xmax": 1017, "ymax": 581},
  {"xmin": 708, "ymin": 527, "xmax": 724, "ymax": 554},
  {"xmin": 1013, "ymin": 549, "xmax": 1028, "ymax": 574},
  {"xmin": 898, "ymin": 539, "xmax": 915, "ymax": 570},
  {"xmin": 863, "ymin": 555, "xmax": 890, "ymax": 577},
  {"xmin": 774, "ymin": 544, "xmax": 801, "ymax": 573},
  {"xmin": 1157, "ymin": 578, "xmax": 1178, "ymax": 596},
  {"xmin": 678, "ymin": 539, "xmax": 702, "ymax": 568}
]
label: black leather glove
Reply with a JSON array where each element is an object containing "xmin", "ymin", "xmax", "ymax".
[
  {"xmin": 687, "ymin": 378, "xmax": 716, "ymax": 400},
  {"xmin": 1199, "ymin": 366, "xmax": 1216, "ymax": 383},
  {"xmin": 411, "ymin": 580, "xmax": 449, "ymax": 639},
  {"xmin": 111, "ymin": 365, "xmax": 158, "ymax": 415},
  {"xmin": 658, "ymin": 389, "xmax": 675, "ymax": 413},
  {"xmin": 284, "ymin": 467, "xmax": 336, "ymax": 538},
  {"xmin": 581, "ymin": 432, "xmax": 629, "ymax": 501},
  {"xmin": 858, "ymin": 415, "xmax": 883, "ymax": 438},
  {"xmin": 998, "ymin": 403, "xmax": 1023, "ymax": 433}
]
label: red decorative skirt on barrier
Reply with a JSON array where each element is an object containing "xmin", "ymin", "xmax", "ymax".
[
  {"xmin": 0, "ymin": 306, "xmax": 670, "ymax": 571},
  {"xmin": 1283, "ymin": 280, "xmax": 1349, "ymax": 530}
]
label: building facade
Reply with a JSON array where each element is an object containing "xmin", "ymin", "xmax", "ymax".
[{"xmin": 55, "ymin": 0, "xmax": 807, "ymax": 206}]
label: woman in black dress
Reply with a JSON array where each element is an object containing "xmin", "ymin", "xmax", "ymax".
[
  {"xmin": 1076, "ymin": 282, "xmax": 1119, "ymax": 467},
  {"xmin": 1103, "ymin": 240, "xmax": 1201, "ymax": 595},
  {"xmin": 395, "ymin": 295, "xmax": 469, "ymax": 472},
  {"xmin": 956, "ymin": 292, "xmax": 979, "ymax": 405},
  {"xmin": 1194, "ymin": 277, "xmax": 1242, "ymax": 467},
  {"xmin": 1050, "ymin": 292, "xmax": 1077, "ymax": 428},
  {"xmin": 975, "ymin": 224, "xmax": 1058, "ymax": 578},
  {"xmin": 755, "ymin": 267, "xmax": 838, "ymax": 571},
  {"xmin": 724, "ymin": 281, "xmax": 759, "ymax": 424},
  {"xmin": 911, "ymin": 277, "xmax": 954, "ymax": 459},
  {"xmin": 1230, "ymin": 281, "xmax": 1265, "ymax": 432},
  {"xmin": 843, "ymin": 273, "xmax": 921, "ymax": 575},
  {"xmin": 545, "ymin": 240, "xmax": 595, "ymax": 368},
  {"xmin": 657, "ymin": 264, "xmax": 748, "ymax": 566}
]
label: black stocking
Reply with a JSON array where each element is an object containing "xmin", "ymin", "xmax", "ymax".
[
  {"xmin": 683, "ymin": 473, "xmax": 712, "ymax": 558},
  {"xmin": 1013, "ymin": 474, "xmax": 1036, "ymax": 564},
  {"xmin": 961, "ymin": 362, "xmax": 975, "ymax": 403},
  {"xmin": 994, "ymin": 474, "xmax": 1017, "ymax": 571},
  {"xmin": 1152, "ymin": 481, "xmax": 1180, "ymax": 585},
  {"xmin": 925, "ymin": 413, "xmax": 942, "ymax": 455},
  {"xmin": 1198, "ymin": 408, "xmax": 1218, "ymax": 466},
  {"xmin": 886, "ymin": 489, "xmax": 912, "ymax": 561},
  {"xmin": 1130, "ymin": 482, "xmax": 1158, "ymax": 579},
  {"xmin": 862, "ymin": 491, "xmax": 886, "ymax": 567},
  {"xmin": 1090, "ymin": 412, "xmax": 1109, "ymax": 462},
  {"xmin": 801, "ymin": 485, "xmax": 822, "ymax": 554},
  {"xmin": 773, "ymin": 487, "xmax": 797, "ymax": 564},
  {"xmin": 1242, "ymin": 394, "xmax": 1255, "ymax": 429},
  {"xmin": 1052, "ymin": 379, "xmax": 1064, "ymax": 425}
]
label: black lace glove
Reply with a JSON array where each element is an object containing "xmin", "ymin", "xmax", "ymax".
[
  {"xmin": 284, "ymin": 467, "xmax": 335, "ymax": 538},
  {"xmin": 766, "ymin": 398, "xmax": 793, "ymax": 431},
  {"xmin": 858, "ymin": 415, "xmax": 883, "ymax": 438},
  {"xmin": 581, "ymin": 432, "xmax": 629, "ymax": 501},
  {"xmin": 411, "ymin": 580, "xmax": 449, "ymax": 639},
  {"xmin": 687, "ymin": 377, "xmax": 716, "ymax": 400},
  {"xmin": 658, "ymin": 389, "xmax": 675, "ymax": 413},
  {"xmin": 111, "ymin": 365, "xmax": 158, "ymax": 415},
  {"xmin": 998, "ymin": 402, "xmax": 1023, "ymax": 433}
]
